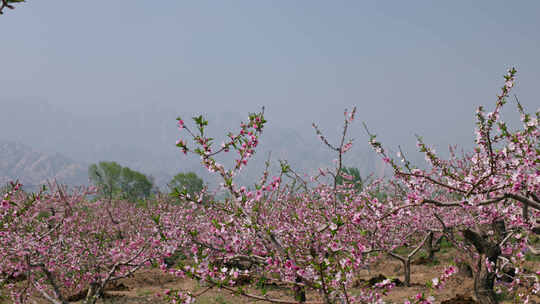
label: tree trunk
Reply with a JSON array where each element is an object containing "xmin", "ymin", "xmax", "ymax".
[
  {"xmin": 293, "ymin": 276, "xmax": 306, "ymax": 303},
  {"xmin": 389, "ymin": 253, "xmax": 411, "ymax": 287},
  {"xmin": 83, "ymin": 282, "xmax": 101, "ymax": 304},
  {"xmin": 403, "ymin": 259, "xmax": 411, "ymax": 287},
  {"xmin": 473, "ymin": 254, "xmax": 498, "ymax": 304},
  {"xmin": 462, "ymin": 227, "xmax": 502, "ymax": 304},
  {"xmin": 425, "ymin": 232, "xmax": 441, "ymax": 262}
]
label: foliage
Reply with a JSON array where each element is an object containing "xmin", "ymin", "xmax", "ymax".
[
  {"xmin": 335, "ymin": 167, "xmax": 363, "ymax": 191},
  {"xmin": 168, "ymin": 172, "xmax": 204, "ymax": 201},
  {"xmin": 88, "ymin": 161, "xmax": 153, "ymax": 202},
  {"xmin": 0, "ymin": 182, "xmax": 11, "ymax": 196},
  {"xmin": 161, "ymin": 68, "xmax": 538, "ymax": 304},
  {"xmin": 1, "ymin": 69, "xmax": 538, "ymax": 304},
  {"xmin": 160, "ymin": 108, "xmax": 408, "ymax": 304}
]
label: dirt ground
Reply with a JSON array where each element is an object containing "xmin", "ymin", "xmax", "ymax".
[
  {"xmin": 80, "ymin": 250, "xmax": 540, "ymax": 304},
  {"xmin": 3, "ymin": 250, "xmax": 538, "ymax": 304}
]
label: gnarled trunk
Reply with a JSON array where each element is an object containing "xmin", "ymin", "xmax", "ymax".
[
  {"xmin": 425, "ymin": 232, "xmax": 443, "ymax": 262},
  {"xmin": 462, "ymin": 226, "xmax": 502, "ymax": 304},
  {"xmin": 83, "ymin": 282, "xmax": 102, "ymax": 304},
  {"xmin": 473, "ymin": 253, "xmax": 498, "ymax": 304}
]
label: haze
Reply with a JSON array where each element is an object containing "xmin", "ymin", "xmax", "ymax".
[{"xmin": 1, "ymin": 1, "xmax": 539, "ymax": 189}]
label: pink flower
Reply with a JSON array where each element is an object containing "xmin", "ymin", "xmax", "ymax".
[{"xmin": 329, "ymin": 242, "xmax": 341, "ymax": 252}]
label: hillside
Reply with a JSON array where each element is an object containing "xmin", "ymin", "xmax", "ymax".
[
  {"xmin": 0, "ymin": 101, "xmax": 388, "ymax": 192},
  {"xmin": 0, "ymin": 141, "xmax": 89, "ymax": 190}
]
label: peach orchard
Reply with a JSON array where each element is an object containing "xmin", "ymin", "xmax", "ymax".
[{"xmin": 0, "ymin": 69, "xmax": 538, "ymax": 304}]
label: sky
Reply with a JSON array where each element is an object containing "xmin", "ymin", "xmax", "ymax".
[{"xmin": 1, "ymin": 1, "xmax": 539, "ymax": 185}]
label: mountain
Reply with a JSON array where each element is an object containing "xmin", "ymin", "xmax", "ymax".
[
  {"xmin": 0, "ymin": 100, "xmax": 389, "ymax": 192},
  {"xmin": 0, "ymin": 141, "xmax": 89, "ymax": 191}
]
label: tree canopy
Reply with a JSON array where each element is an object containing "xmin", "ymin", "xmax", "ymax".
[
  {"xmin": 168, "ymin": 171, "xmax": 204, "ymax": 200},
  {"xmin": 88, "ymin": 161, "xmax": 153, "ymax": 202},
  {"xmin": 335, "ymin": 166, "xmax": 363, "ymax": 191}
]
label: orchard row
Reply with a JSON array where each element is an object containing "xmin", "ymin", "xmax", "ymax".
[{"xmin": 1, "ymin": 69, "xmax": 538, "ymax": 304}]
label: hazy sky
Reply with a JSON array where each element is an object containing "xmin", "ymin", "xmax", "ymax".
[{"xmin": 1, "ymin": 1, "xmax": 539, "ymax": 176}]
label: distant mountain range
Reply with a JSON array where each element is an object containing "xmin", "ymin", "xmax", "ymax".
[
  {"xmin": 0, "ymin": 141, "xmax": 89, "ymax": 191},
  {"xmin": 0, "ymin": 100, "xmax": 389, "ymax": 193},
  {"xmin": 0, "ymin": 136, "xmax": 383, "ymax": 194}
]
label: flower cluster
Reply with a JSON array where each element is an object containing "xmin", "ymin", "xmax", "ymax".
[
  {"xmin": 431, "ymin": 266, "xmax": 457, "ymax": 289},
  {"xmin": 0, "ymin": 183, "xmax": 164, "ymax": 304},
  {"xmin": 1, "ymin": 68, "xmax": 537, "ymax": 304}
]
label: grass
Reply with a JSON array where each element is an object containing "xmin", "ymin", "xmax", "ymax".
[
  {"xmin": 494, "ymin": 289, "xmax": 513, "ymax": 302},
  {"xmin": 136, "ymin": 289, "xmax": 154, "ymax": 297},
  {"xmin": 439, "ymin": 238, "xmax": 452, "ymax": 249},
  {"xmin": 525, "ymin": 252, "xmax": 540, "ymax": 262}
]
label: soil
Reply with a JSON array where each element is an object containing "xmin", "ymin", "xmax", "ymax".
[{"xmin": 2, "ymin": 249, "xmax": 538, "ymax": 304}]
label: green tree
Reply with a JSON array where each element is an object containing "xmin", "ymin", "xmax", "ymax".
[
  {"xmin": 1, "ymin": 182, "xmax": 11, "ymax": 196},
  {"xmin": 88, "ymin": 161, "xmax": 153, "ymax": 202},
  {"xmin": 89, "ymin": 161, "xmax": 121, "ymax": 200},
  {"xmin": 336, "ymin": 167, "xmax": 363, "ymax": 191},
  {"xmin": 118, "ymin": 166, "xmax": 154, "ymax": 202},
  {"xmin": 168, "ymin": 172, "xmax": 204, "ymax": 200}
]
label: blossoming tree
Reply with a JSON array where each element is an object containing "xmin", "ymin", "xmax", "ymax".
[
  {"xmin": 0, "ymin": 182, "xmax": 163, "ymax": 304},
  {"xmin": 162, "ymin": 109, "xmax": 412, "ymax": 304},
  {"xmin": 367, "ymin": 68, "xmax": 539, "ymax": 303}
]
